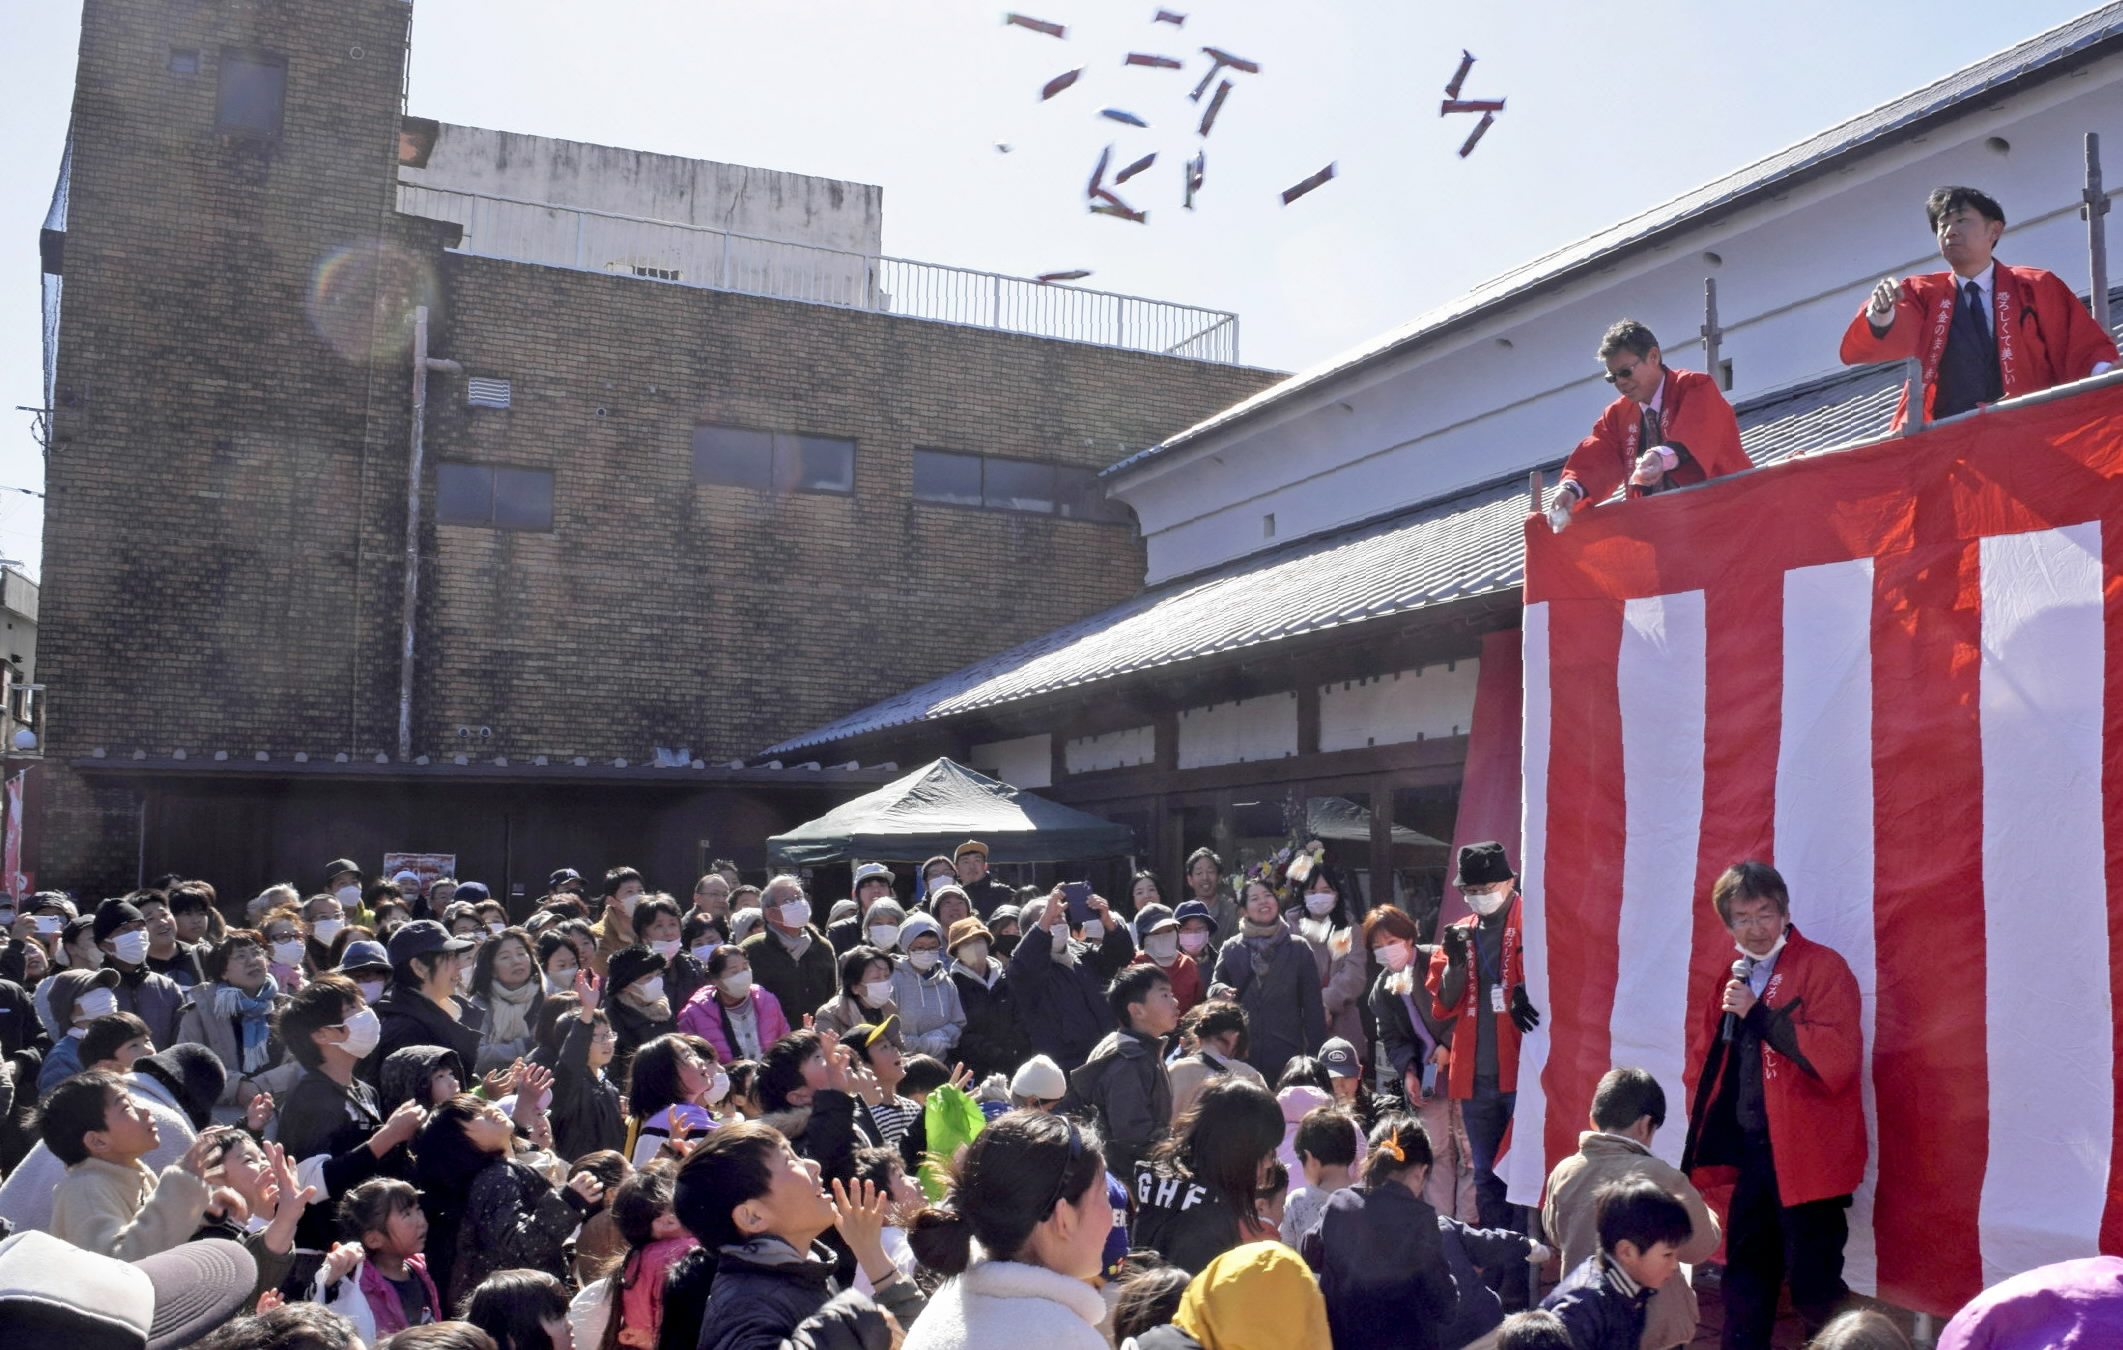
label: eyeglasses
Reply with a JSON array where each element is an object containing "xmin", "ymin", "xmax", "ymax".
[
  {"xmin": 1038, "ymin": 1118, "xmax": 1085, "ymax": 1220},
  {"xmin": 1602, "ymin": 362, "xmax": 1643, "ymax": 385}
]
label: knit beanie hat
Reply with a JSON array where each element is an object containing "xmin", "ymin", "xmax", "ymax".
[
  {"xmin": 1176, "ymin": 1240, "xmax": 1333, "ymax": 1350},
  {"xmin": 1010, "ymin": 1054, "xmax": 1067, "ymax": 1102}
]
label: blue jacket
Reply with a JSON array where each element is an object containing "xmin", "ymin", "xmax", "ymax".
[
  {"xmin": 1305, "ymin": 1182, "xmax": 1457, "ymax": 1350},
  {"xmin": 1541, "ymin": 1254, "xmax": 1655, "ymax": 1350},
  {"xmin": 1436, "ymin": 1216, "xmax": 1532, "ymax": 1350}
]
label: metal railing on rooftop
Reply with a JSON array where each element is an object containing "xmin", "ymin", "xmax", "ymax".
[{"xmin": 397, "ymin": 182, "xmax": 1241, "ymax": 364}]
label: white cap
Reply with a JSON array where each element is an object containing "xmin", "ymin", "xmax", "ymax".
[{"xmin": 1010, "ymin": 1054, "xmax": 1067, "ymax": 1102}]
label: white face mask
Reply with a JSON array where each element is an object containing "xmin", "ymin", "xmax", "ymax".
[
  {"xmin": 336, "ymin": 1006, "xmax": 382, "ymax": 1059},
  {"xmin": 357, "ymin": 978, "xmax": 386, "ymax": 1003},
  {"xmin": 109, "ymin": 930, "xmax": 150, "ymax": 965},
  {"xmin": 1736, "ymin": 928, "xmax": 1789, "ymax": 964},
  {"xmin": 869, "ymin": 925, "xmax": 900, "ymax": 950},
  {"xmin": 862, "ymin": 979, "xmax": 894, "ymax": 1006},
  {"xmin": 76, "ymin": 988, "xmax": 119, "ymax": 1020},
  {"xmin": 618, "ymin": 892, "xmax": 640, "ymax": 917},
  {"xmin": 485, "ymin": 921, "xmax": 506, "ymax": 938},
  {"xmin": 270, "ymin": 939, "xmax": 304, "ymax": 966},
  {"xmin": 778, "ymin": 900, "xmax": 812, "ymax": 929},
  {"xmin": 1179, "ymin": 929, "xmax": 1211, "ymax": 954},
  {"xmin": 1304, "ymin": 893, "xmax": 1338, "ymax": 916},
  {"xmin": 544, "ymin": 972, "xmax": 574, "ymax": 996},
  {"xmin": 651, "ymin": 939, "xmax": 681, "ymax": 960},
  {"xmin": 705, "ymin": 1069, "xmax": 731, "ymax": 1105},
  {"xmin": 633, "ymin": 976, "xmax": 666, "ymax": 1005},
  {"xmin": 1467, "ymin": 887, "xmax": 1512, "ymax": 917},
  {"xmin": 720, "ymin": 970, "xmax": 754, "ymax": 997},
  {"xmin": 1080, "ymin": 920, "xmax": 1104, "ymax": 942},
  {"xmin": 958, "ymin": 941, "xmax": 989, "ymax": 967},
  {"xmin": 1146, "ymin": 932, "xmax": 1180, "ymax": 962},
  {"xmin": 335, "ymin": 885, "xmax": 362, "ymax": 907},
  {"xmin": 1377, "ymin": 941, "xmax": 1414, "ymax": 972},
  {"xmin": 909, "ymin": 949, "xmax": 940, "ymax": 972},
  {"xmin": 311, "ymin": 918, "xmax": 345, "ymax": 945},
  {"xmin": 690, "ymin": 941, "xmax": 719, "ymax": 963}
]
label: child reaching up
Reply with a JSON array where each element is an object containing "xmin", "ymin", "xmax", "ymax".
[
  {"xmin": 189, "ymin": 1126, "xmax": 315, "ymax": 1307},
  {"xmin": 43, "ymin": 1070, "xmax": 217, "ymax": 1259},
  {"xmin": 671, "ymin": 1121, "xmax": 924, "ymax": 1350}
]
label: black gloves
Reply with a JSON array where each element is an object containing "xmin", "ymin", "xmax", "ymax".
[
  {"xmin": 1510, "ymin": 985, "xmax": 1541, "ymax": 1034},
  {"xmin": 1441, "ymin": 924, "xmax": 1470, "ymax": 963}
]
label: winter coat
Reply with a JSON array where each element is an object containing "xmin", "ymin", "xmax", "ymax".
[
  {"xmin": 1435, "ymin": 1215, "xmax": 1532, "ymax": 1350},
  {"xmin": 372, "ymin": 984, "xmax": 482, "ymax": 1084},
  {"xmin": 700, "ymin": 1237, "xmax": 912, "ymax": 1350},
  {"xmin": 947, "ymin": 956, "xmax": 1025, "ymax": 1082},
  {"xmin": 174, "ymin": 982, "xmax": 303, "ymax": 1106},
  {"xmin": 51, "ymin": 1156, "xmax": 212, "ymax": 1259},
  {"xmin": 1130, "ymin": 1158, "xmax": 1249, "ymax": 1278},
  {"xmin": 1681, "ymin": 924, "xmax": 1866, "ymax": 1207},
  {"xmin": 1166, "ymin": 1049, "xmax": 1266, "ymax": 1124},
  {"xmin": 1211, "ymin": 923, "xmax": 1325, "ymax": 1081},
  {"xmin": 812, "ymin": 990, "xmax": 902, "ymax": 1045},
  {"xmin": 888, "ymin": 960, "xmax": 966, "ymax": 1059},
  {"xmin": 378, "ymin": 1043, "xmax": 466, "ymax": 1117},
  {"xmin": 1298, "ymin": 919, "xmax": 1370, "ymax": 1051},
  {"xmin": 1009, "ymin": 926, "xmax": 1137, "ymax": 1072},
  {"xmin": 113, "ymin": 963, "xmax": 186, "ymax": 1051},
  {"xmin": 446, "ymin": 1155, "xmax": 590, "ymax": 1308},
  {"xmin": 533, "ymin": 1012, "xmax": 627, "ymax": 1163},
  {"xmin": 607, "ymin": 992, "xmax": 677, "ymax": 1089},
  {"xmin": 1545, "ymin": 1131, "xmax": 1720, "ymax": 1350},
  {"xmin": 1306, "ymin": 1182, "xmax": 1457, "ymax": 1350},
  {"xmin": 666, "ymin": 951, "xmax": 710, "ymax": 1015},
  {"xmin": 740, "ymin": 929, "xmax": 840, "ymax": 1034},
  {"xmin": 956, "ymin": 875, "xmax": 1016, "ymax": 921},
  {"xmin": 276, "ymin": 1067, "xmax": 393, "ymax": 1251},
  {"xmin": 1062, "ymin": 1027, "xmax": 1171, "ymax": 1180},
  {"xmin": 1541, "ymin": 1254, "xmax": 1655, "ymax": 1350},
  {"xmin": 902, "ymin": 1256, "xmax": 1109, "ymax": 1350},
  {"xmin": 36, "ymin": 1033, "xmax": 84, "ymax": 1096},
  {"xmin": 1426, "ymin": 899, "xmax": 1526, "ymax": 1098},
  {"xmin": 678, "ymin": 984, "xmax": 790, "ymax": 1065},
  {"xmin": 466, "ymin": 979, "xmax": 545, "ymax": 1075},
  {"xmin": 0, "ymin": 1065, "xmax": 198, "ymax": 1236},
  {"xmin": 1369, "ymin": 959, "xmax": 1454, "ymax": 1091}
]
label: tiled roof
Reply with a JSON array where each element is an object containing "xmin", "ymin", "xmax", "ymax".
[{"xmin": 1103, "ymin": 5, "xmax": 2123, "ymax": 479}]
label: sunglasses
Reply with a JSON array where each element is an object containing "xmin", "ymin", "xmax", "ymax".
[
  {"xmin": 1602, "ymin": 362, "xmax": 1645, "ymax": 385},
  {"xmin": 1037, "ymin": 1118, "xmax": 1085, "ymax": 1220}
]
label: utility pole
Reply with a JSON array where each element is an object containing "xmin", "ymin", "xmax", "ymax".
[
  {"xmin": 1701, "ymin": 277, "xmax": 1724, "ymax": 389},
  {"xmin": 2084, "ymin": 133, "xmax": 2111, "ymax": 332}
]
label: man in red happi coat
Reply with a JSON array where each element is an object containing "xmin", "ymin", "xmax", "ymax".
[
  {"xmin": 1840, "ymin": 185, "xmax": 2116, "ymax": 430},
  {"xmin": 1545, "ymin": 319, "xmax": 1750, "ymax": 532}
]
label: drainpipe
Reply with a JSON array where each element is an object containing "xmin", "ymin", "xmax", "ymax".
[{"xmin": 401, "ymin": 306, "xmax": 462, "ymax": 762}]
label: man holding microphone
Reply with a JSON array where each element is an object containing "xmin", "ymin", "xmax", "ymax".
[{"xmin": 1681, "ymin": 862, "xmax": 1865, "ymax": 1350}]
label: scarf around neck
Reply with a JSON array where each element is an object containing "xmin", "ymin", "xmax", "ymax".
[
  {"xmin": 215, "ymin": 976, "xmax": 280, "ymax": 1072},
  {"xmin": 1241, "ymin": 918, "xmax": 1286, "ymax": 980},
  {"xmin": 484, "ymin": 976, "xmax": 537, "ymax": 1044}
]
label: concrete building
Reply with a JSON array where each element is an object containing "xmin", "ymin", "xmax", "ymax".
[
  {"xmin": 31, "ymin": 0, "xmax": 1276, "ymax": 898},
  {"xmin": 763, "ymin": 7, "xmax": 2123, "ymax": 922}
]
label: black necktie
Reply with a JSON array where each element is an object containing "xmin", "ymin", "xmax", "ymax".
[{"xmin": 1965, "ymin": 280, "xmax": 1988, "ymax": 341}]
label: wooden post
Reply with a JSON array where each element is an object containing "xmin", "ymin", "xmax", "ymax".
[
  {"xmin": 1701, "ymin": 277, "xmax": 1724, "ymax": 387},
  {"xmin": 2086, "ymin": 133, "xmax": 2112, "ymax": 332},
  {"xmin": 1528, "ymin": 468, "xmax": 1543, "ymax": 512}
]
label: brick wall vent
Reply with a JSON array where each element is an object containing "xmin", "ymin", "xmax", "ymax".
[{"xmin": 466, "ymin": 378, "xmax": 511, "ymax": 409}]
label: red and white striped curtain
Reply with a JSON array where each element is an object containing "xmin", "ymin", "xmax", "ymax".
[{"xmin": 1510, "ymin": 381, "xmax": 2123, "ymax": 1317}]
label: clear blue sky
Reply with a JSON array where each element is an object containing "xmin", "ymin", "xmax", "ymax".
[{"xmin": 1, "ymin": 0, "xmax": 2104, "ymax": 578}]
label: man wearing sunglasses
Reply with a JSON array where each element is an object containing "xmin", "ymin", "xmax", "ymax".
[{"xmin": 1546, "ymin": 319, "xmax": 1748, "ymax": 532}]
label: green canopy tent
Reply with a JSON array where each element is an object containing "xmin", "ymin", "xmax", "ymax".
[{"xmin": 766, "ymin": 757, "xmax": 1135, "ymax": 866}]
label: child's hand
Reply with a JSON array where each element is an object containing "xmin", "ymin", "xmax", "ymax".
[
  {"xmin": 662, "ymin": 1111, "xmax": 697, "ymax": 1159},
  {"xmin": 574, "ymin": 969, "xmax": 602, "ymax": 1014},
  {"xmin": 320, "ymin": 1241, "xmax": 365, "ymax": 1287},
  {"xmin": 830, "ymin": 1177, "xmax": 896, "ymax": 1284},
  {"xmin": 946, "ymin": 1062, "xmax": 974, "ymax": 1093},
  {"xmin": 176, "ymin": 1131, "xmax": 222, "ymax": 1178},
  {"xmin": 244, "ymin": 1092, "xmax": 276, "ymax": 1133},
  {"xmin": 255, "ymin": 1290, "xmax": 285, "ymax": 1316},
  {"xmin": 513, "ymin": 1060, "xmax": 553, "ymax": 1109},
  {"xmin": 373, "ymin": 1099, "xmax": 424, "ymax": 1153},
  {"xmin": 481, "ymin": 1063, "xmax": 516, "ymax": 1099},
  {"xmin": 567, "ymin": 1170, "xmax": 605, "ymax": 1206},
  {"xmin": 846, "ymin": 1056, "xmax": 882, "ymax": 1105},
  {"xmin": 262, "ymin": 1140, "xmax": 317, "ymax": 1218},
  {"xmin": 205, "ymin": 1185, "xmax": 249, "ymax": 1223}
]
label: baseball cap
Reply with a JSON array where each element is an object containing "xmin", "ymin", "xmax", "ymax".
[
  {"xmin": 0, "ymin": 1230, "xmax": 257, "ymax": 1350},
  {"xmin": 1135, "ymin": 902, "xmax": 1179, "ymax": 935},
  {"xmin": 953, "ymin": 839, "xmax": 988, "ymax": 861},
  {"xmin": 322, "ymin": 858, "xmax": 362, "ymax": 884},
  {"xmin": 842, "ymin": 1017, "xmax": 900, "ymax": 1056},
  {"xmin": 385, "ymin": 919, "xmax": 474, "ymax": 968},
  {"xmin": 93, "ymin": 899, "xmax": 145, "ymax": 944},
  {"xmin": 852, "ymin": 862, "xmax": 894, "ymax": 889},
  {"xmin": 549, "ymin": 868, "xmax": 583, "ymax": 888},
  {"xmin": 1319, "ymin": 1037, "xmax": 1361, "ymax": 1079},
  {"xmin": 452, "ymin": 881, "xmax": 492, "ymax": 904}
]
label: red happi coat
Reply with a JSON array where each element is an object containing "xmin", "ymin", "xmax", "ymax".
[
  {"xmin": 1558, "ymin": 366, "xmax": 1750, "ymax": 511},
  {"xmin": 1426, "ymin": 893, "xmax": 1525, "ymax": 1099},
  {"xmin": 1838, "ymin": 262, "xmax": 2118, "ymax": 431},
  {"xmin": 1680, "ymin": 925, "xmax": 1867, "ymax": 1207}
]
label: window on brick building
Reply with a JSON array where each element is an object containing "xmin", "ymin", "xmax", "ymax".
[
  {"xmin": 437, "ymin": 462, "xmax": 554, "ymax": 530},
  {"xmin": 982, "ymin": 458, "xmax": 1055, "ymax": 514},
  {"xmin": 914, "ymin": 450, "xmax": 1130, "ymax": 524},
  {"xmin": 216, "ymin": 51, "xmax": 286, "ymax": 137},
  {"xmin": 693, "ymin": 425, "xmax": 854, "ymax": 495},
  {"xmin": 168, "ymin": 50, "xmax": 200, "ymax": 76},
  {"xmin": 913, "ymin": 449, "xmax": 982, "ymax": 506}
]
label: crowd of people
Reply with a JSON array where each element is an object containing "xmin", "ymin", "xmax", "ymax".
[{"xmin": 0, "ymin": 836, "xmax": 2113, "ymax": 1350}]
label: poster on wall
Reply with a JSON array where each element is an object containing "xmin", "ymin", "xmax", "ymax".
[{"xmin": 382, "ymin": 852, "xmax": 457, "ymax": 900}]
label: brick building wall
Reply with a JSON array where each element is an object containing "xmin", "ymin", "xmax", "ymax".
[{"xmin": 34, "ymin": 0, "xmax": 1278, "ymax": 893}]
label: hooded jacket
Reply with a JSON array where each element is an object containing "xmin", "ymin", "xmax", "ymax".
[
  {"xmin": 1211, "ymin": 922, "xmax": 1325, "ymax": 1082},
  {"xmin": 902, "ymin": 1255, "xmax": 1108, "ymax": 1350},
  {"xmin": 447, "ymin": 1154, "xmax": 591, "ymax": 1308},
  {"xmin": 1308, "ymin": 1182, "xmax": 1457, "ymax": 1350},
  {"xmin": 1008, "ymin": 922, "xmax": 1137, "ymax": 1072},
  {"xmin": 1273, "ymin": 1086, "xmax": 1364, "ymax": 1176},
  {"xmin": 1139, "ymin": 1240, "xmax": 1332, "ymax": 1350},
  {"xmin": 888, "ymin": 936, "xmax": 965, "ymax": 1059},
  {"xmin": 277, "ymin": 1066, "xmax": 392, "ymax": 1251},
  {"xmin": 946, "ymin": 954, "xmax": 1025, "ymax": 1082},
  {"xmin": 372, "ymin": 982, "xmax": 482, "ymax": 1083},
  {"xmin": 378, "ymin": 1043, "xmax": 467, "ymax": 1118},
  {"xmin": 1166, "ymin": 1049, "xmax": 1265, "ymax": 1125},
  {"xmin": 1062, "ymin": 1027, "xmax": 1171, "ymax": 1180}
]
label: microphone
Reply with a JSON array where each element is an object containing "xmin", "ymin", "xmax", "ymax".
[{"xmin": 1720, "ymin": 956, "xmax": 1757, "ymax": 1044}]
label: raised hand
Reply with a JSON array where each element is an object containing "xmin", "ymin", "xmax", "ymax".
[
  {"xmin": 567, "ymin": 1170, "xmax": 606, "ymax": 1205},
  {"xmin": 320, "ymin": 1240, "xmax": 365, "ymax": 1288},
  {"xmin": 947, "ymin": 1062, "xmax": 973, "ymax": 1093},
  {"xmin": 244, "ymin": 1091, "xmax": 277, "ymax": 1133},
  {"xmin": 1867, "ymin": 276, "xmax": 1899, "ymax": 326}
]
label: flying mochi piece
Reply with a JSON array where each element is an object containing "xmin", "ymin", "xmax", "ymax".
[
  {"xmin": 1200, "ymin": 46, "xmax": 1260, "ymax": 74},
  {"xmin": 1100, "ymin": 108, "xmax": 1150, "ymax": 127},
  {"xmin": 1041, "ymin": 68, "xmax": 1083, "ymax": 100},
  {"xmin": 1004, "ymin": 13, "xmax": 1067, "ymax": 38},
  {"xmin": 1457, "ymin": 111, "xmax": 1498, "ymax": 157},
  {"xmin": 1091, "ymin": 198, "xmax": 1149, "ymax": 223},
  {"xmin": 1125, "ymin": 53, "xmax": 1185, "ymax": 69},
  {"xmin": 1087, "ymin": 144, "xmax": 1113, "ymax": 196},
  {"xmin": 1440, "ymin": 98, "xmax": 1505, "ymax": 115},
  {"xmin": 1197, "ymin": 79, "xmax": 1232, "ymax": 136},
  {"xmin": 1154, "ymin": 8, "xmax": 1186, "ymax": 24},
  {"xmin": 1115, "ymin": 152, "xmax": 1157, "ymax": 183},
  {"xmin": 1444, "ymin": 49, "xmax": 1475, "ymax": 99},
  {"xmin": 1183, "ymin": 149, "xmax": 1206, "ymax": 209},
  {"xmin": 1036, "ymin": 270, "xmax": 1093, "ymax": 284},
  {"xmin": 1280, "ymin": 162, "xmax": 1336, "ymax": 205}
]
